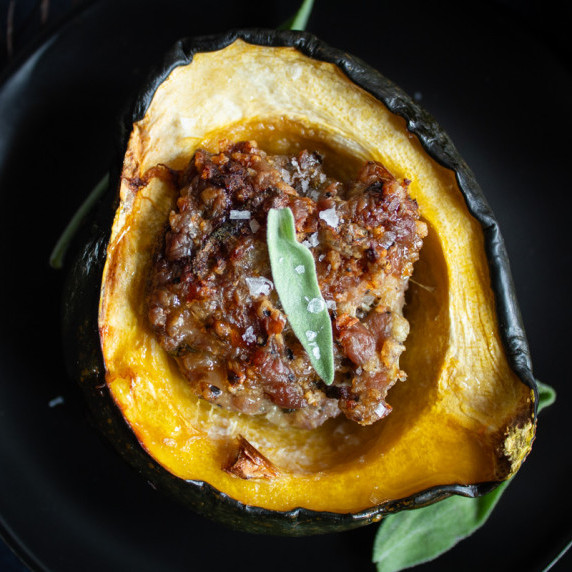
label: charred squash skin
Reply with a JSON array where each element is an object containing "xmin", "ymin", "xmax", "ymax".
[{"xmin": 62, "ymin": 30, "xmax": 537, "ymax": 536}]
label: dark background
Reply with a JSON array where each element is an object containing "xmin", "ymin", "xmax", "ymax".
[{"xmin": 0, "ymin": 1, "xmax": 571, "ymax": 571}]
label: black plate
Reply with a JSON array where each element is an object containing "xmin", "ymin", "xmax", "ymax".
[{"xmin": 0, "ymin": 1, "xmax": 571, "ymax": 570}]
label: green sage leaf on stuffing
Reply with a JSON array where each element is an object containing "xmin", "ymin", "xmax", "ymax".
[{"xmin": 267, "ymin": 207, "xmax": 334, "ymax": 385}]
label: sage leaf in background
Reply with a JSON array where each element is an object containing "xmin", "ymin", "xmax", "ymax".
[
  {"xmin": 372, "ymin": 483, "xmax": 509, "ymax": 572},
  {"xmin": 536, "ymin": 380, "xmax": 556, "ymax": 413},
  {"xmin": 373, "ymin": 380, "xmax": 556, "ymax": 572},
  {"xmin": 267, "ymin": 207, "xmax": 334, "ymax": 384},
  {"xmin": 49, "ymin": 173, "xmax": 109, "ymax": 269},
  {"xmin": 279, "ymin": 0, "xmax": 315, "ymax": 31}
]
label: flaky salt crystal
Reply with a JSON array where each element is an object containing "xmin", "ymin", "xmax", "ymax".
[
  {"xmin": 374, "ymin": 401, "xmax": 389, "ymax": 418},
  {"xmin": 379, "ymin": 230, "xmax": 396, "ymax": 249},
  {"xmin": 242, "ymin": 326, "xmax": 256, "ymax": 344},
  {"xmin": 295, "ymin": 265, "xmax": 305, "ymax": 274},
  {"xmin": 307, "ymin": 298, "xmax": 326, "ymax": 313},
  {"xmin": 230, "ymin": 210, "xmax": 251, "ymax": 220},
  {"xmin": 290, "ymin": 157, "xmax": 301, "ymax": 172},
  {"xmin": 302, "ymin": 232, "xmax": 319, "ymax": 248},
  {"xmin": 246, "ymin": 276, "xmax": 273, "ymax": 297},
  {"xmin": 279, "ymin": 167, "xmax": 292, "ymax": 184},
  {"xmin": 306, "ymin": 330, "xmax": 317, "ymax": 341},
  {"xmin": 319, "ymin": 207, "xmax": 339, "ymax": 228},
  {"xmin": 312, "ymin": 346, "xmax": 321, "ymax": 359}
]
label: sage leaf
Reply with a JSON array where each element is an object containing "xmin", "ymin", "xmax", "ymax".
[
  {"xmin": 536, "ymin": 380, "xmax": 556, "ymax": 413},
  {"xmin": 278, "ymin": 0, "xmax": 315, "ymax": 31},
  {"xmin": 267, "ymin": 207, "xmax": 334, "ymax": 384},
  {"xmin": 49, "ymin": 173, "xmax": 109, "ymax": 269},
  {"xmin": 372, "ymin": 379, "xmax": 556, "ymax": 572},
  {"xmin": 372, "ymin": 483, "xmax": 509, "ymax": 572}
]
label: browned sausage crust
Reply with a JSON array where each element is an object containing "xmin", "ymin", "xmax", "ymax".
[{"xmin": 147, "ymin": 141, "xmax": 426, "ymax": 429}]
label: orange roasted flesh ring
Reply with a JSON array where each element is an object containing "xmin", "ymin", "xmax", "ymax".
[{"xmin": 63, "ymin": 30, "xmax": 537, "ymax": 536}]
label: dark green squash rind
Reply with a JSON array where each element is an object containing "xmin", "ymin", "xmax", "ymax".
[{"xmin": 63, "ymin": 29, "xmax": 536, "ymax": 536}]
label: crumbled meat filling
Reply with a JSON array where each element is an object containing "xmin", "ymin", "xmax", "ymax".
[{"xmin": 147, "ymin": 140, "xmax": 427, "ymax": 429}]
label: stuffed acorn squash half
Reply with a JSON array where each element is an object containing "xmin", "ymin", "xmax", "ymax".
[{"xmin": 63, "ymin": 30, "xmax": 537, "ymax": 535}]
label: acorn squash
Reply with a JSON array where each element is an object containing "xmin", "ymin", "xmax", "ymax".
[{"xmin": 63, "ymin": 30, "xmax": 537, "ymax": 535}]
